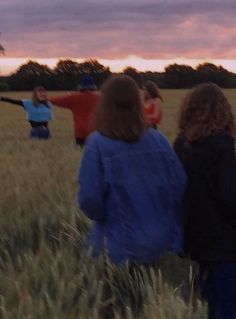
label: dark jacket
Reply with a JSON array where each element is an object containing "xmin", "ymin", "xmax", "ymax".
[
  {"xmin": 174, "ymin": 132, "xmax": 236, "ymax": 262},
  {"xmin": 78, "ymin": 129, "xmax": 187, "ymax": 264}
]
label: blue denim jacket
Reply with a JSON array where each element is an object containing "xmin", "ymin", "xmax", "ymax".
[{"xmin": 78, "ymin": 129, "xmax": 187, "ymax": 264}]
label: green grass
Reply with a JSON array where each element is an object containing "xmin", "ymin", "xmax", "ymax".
[{"xmin": 0, "ymin": 89, "xmax": 235, "ymax": 318}]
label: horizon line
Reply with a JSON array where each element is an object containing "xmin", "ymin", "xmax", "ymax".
[{"xmin": 1, "ymin": 56, "xmax": 236, "ymax": 75}]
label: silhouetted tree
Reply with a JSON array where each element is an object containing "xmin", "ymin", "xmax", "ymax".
[
  {"xmin": 196, "ymin": 63, "xmax": 233, "ymax": 87},
  {"xmin": 123, "ymin": 67, "xmax": 142, "ymax": 86},
  {"xmin": 8, "ymin": 60, "xmax": 53, "ymax": 90},
  {"xmin": 165, "ymin": 64, "xmax": 196, "ymax": 88},
  {"xmin": 54, "ymin": 59, "xmax": 81, "ymax": 90}
]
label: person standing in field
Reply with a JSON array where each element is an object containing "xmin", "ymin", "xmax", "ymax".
[
  {"xmin": 174, "ymin": 83, "xmax": 236, "ymax": 319},
  {"xmin": 143, "ymin": 80, "xmax": 163, "ymax": 129},
  {"xmin": 0, "ymin": 86, "xmax": 53, "ymax": 139},
  {"xmin": 50, "ymin": 75, "xmax": 100, "ymax": 146},
  {"xmin": 78, "ymin": 75, "xmax": 186, "ymax": 316}
]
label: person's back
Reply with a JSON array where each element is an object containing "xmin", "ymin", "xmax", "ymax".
[
  {"xmin": 78, "ymin": 75, "xmax": 186, "ymax": 317},
  {"xmin": 50, "ymin": 75, "xmax": 99, "ymax": 145},
  {"xmin": 174, "ymin": 132, "xmax": 236, "ymax": 261},
  {"xmin": 79, "ymin": 128, "xmax": 186, "ymax": 263},
  {"xmin": 174, "ymin": 83, "xmax": 236, "ymax": 319},
  {"xmin": 143, "ymin": 81, "xmax": 163, "ymax": 128},
  {"xmin": 66, "ymin": 91, "xmax": 100, "ymax": 139}
]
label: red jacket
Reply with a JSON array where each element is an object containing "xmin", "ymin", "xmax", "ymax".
[
  {"xmin": 50, "ymin": 92, "xmax": 100, "ymax": 138},
  {"xmin": 144, "ymin": 98, "xmax": 163, "ymax": 125}
]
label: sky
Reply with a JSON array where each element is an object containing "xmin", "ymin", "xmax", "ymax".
[{"xmin": 0, "ymin": 0, "xmax": 236, "ymax": 74}]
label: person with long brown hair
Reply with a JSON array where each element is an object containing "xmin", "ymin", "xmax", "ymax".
[
  {"xmin": 0, "ymin": 86, "xmax": 53, "ymax": 139},
  {"xmin": 78, "ymin": 75, "xmax": 186, "ymax": 315},
  {"xmin": 143, "ymin": 80, "xmax": 163, "ymax": 129},
  {"xmin": 174, "ymin": 83, "xmax": 236, "ymax": 319}
]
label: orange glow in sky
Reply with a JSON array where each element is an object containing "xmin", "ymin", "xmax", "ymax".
[{"xmin": 1, "ymin": 56, "xmax": 236, "ymax": 75}]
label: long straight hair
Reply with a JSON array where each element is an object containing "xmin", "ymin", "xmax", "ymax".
[{"xmin": 95, "ymin": 75, "xmax": 147, "ymax": 142}]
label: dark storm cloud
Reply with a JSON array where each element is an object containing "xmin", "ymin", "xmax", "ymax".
[{"xmin": 0, "ymin": 0, "xmax": 236, "ymax": 58}]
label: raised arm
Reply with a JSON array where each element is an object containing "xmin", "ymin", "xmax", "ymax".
[
  {"xmin": 0, "ymin": 96, "xmax": 24, "ymax": 107},
  {"xmin": 50, "ymin": 94, "xmax": 75, "ymax": 109}
]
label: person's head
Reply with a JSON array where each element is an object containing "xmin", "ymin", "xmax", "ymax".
[
  {"xmin": 78, "ymin": 75, "xmax": 97, "ymax": 91},
  {"xmin": 143, "ymin": 80, "xmax": 163, "ymax": 102},
  {"xmin": 32, "ymin": 86, "xmax": 47, "ymax": 105},
  {"xmin": 95, "ymin": 75, "xmax": 147, "ymax": 142},
  {"xmin": 178, "ymin": 82, "xmax": 235, "ymax": 143}
]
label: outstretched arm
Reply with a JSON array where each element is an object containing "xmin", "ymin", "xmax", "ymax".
[
  {"xmin": 50, "ymin": 95, "xmax": 75, "ymax": 109},
  {"xmin": 0, "ymin": 96, "xmax": 24, "ymax": 107}
]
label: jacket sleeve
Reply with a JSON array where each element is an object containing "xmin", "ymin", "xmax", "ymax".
[
  {"xmin": 0, "ymin": 96, "xmax": 24, "ymax": 107},
  {"xmin": 78, "ymin": 138, "xmax": 107, "ymax": 221},
  {"xmin": 50, "ymin": 95, "xmax": 74, "ymax": 109},
  {"xmin": 217, "ymin": 135, "xmax": 236, "ymax": 211}
]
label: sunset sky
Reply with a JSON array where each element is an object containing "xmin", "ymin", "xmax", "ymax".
[{"xmin": 0, "ymin": 0, "xmax": 236, "ymax": 75}]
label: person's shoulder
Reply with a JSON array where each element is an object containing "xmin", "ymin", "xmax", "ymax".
[
  {"xmin": 173, "ymin": 133, "xmax": 186, "ymax": 148},
  {"xmin": 146, "ymin": 128, "xmax": 170, "ymax": 145},
  {"xmin": 85, "ymin": 131, "xmax": 106, "ymax": 149},
  {"xmin": 22, "ymin": 99, "xmax": 32, "ymax": 108},
  {"xmin": 22, "ymin": 99, "xmax": 31, "ymax": 104},
  {"xmin": 144, "ymin": 129, "xmax": 175, "ymax": 155},
  {"xmin": 210, "ymin": 132, "xmax": 235, "ymax": 151}
]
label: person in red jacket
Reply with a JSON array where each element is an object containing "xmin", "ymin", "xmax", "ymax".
[
  {"xmin": 50, "ymin": 75, "xmax": 100, "ymax": 146},
  {"xmin": 143, "ymin": 81, "xmax": 163, "ymax": 129}
]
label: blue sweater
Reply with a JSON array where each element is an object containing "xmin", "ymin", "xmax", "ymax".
[
  {"xmin": 23, "ymin": 99, "xmax": 53, "ymax": 122},
  {"xmin": 78, "ymin": 129, "xmax": 187, "ymax": 264}
]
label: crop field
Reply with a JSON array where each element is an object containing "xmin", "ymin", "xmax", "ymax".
[{"xmin": 0, "ymin": 90, "xmax": 235, "ymax": 318}]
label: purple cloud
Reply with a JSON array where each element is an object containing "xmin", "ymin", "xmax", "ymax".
[{"xmin": 0, "ymin": 0, "xmax": 236, "ymax": 59}]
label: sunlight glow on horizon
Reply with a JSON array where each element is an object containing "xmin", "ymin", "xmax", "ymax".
[{"xmin": 1, "ymin": 56, "xmax": 236, "ymax": 75}]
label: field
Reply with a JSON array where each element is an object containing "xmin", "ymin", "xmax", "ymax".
[{"xmin": 0, "ymin": 90, "xmax": 236, "ymax": 318}]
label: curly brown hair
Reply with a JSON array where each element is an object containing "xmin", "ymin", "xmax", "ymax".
[{"xmin": 178, "ymin": 83, "xmax": 235, "ymax": 142}]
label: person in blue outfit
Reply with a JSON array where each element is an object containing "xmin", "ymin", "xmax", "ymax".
[
  {"xmin": 78, "ymin": 75, "xmax": 186, "ymax": 317},
  {"xmin": 174, "ymin": 83, "xmax": 236, "ymax": 319},
  {"xmin": 78, "ymin": 74, "xmax": 186, "ymax": 264},
  {"xmin": 0, "ymin": 86, "xmax": 53, "ymax": 139}
]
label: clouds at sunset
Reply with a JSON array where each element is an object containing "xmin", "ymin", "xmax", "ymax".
[{"xmin": 1, "ymin": 0, "xmax": 236, "ymax": 60}]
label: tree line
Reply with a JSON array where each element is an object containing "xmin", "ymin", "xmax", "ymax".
[{"xmin": 1, "ymin": 59, "xmax": 236, "ymax": 91}]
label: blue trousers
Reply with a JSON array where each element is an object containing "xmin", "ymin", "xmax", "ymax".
[
  {"xmin": 198, "ymin": 262, "xmax": 236, "ymax": 319},
  {"xmin": 30, "ymin": 127, "xmax": 51, "ymax": 139}
]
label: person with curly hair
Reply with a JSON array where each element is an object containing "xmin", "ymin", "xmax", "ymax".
[
  {"xmin": 143, "ymin": 80, "xmax": 163, "ymax": 129},
  {"xmin": 174, "ymin": 83, "xmax": 236, "ymax": 319}
]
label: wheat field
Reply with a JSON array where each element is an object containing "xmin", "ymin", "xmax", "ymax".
[{"xmin": 0, "ymin": 90, "xmax": 235, "ymax": 318}]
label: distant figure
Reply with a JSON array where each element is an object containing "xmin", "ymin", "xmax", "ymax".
[
  {"xmin": 50, "ymin": 75, "xmax": 100, "ymax": 146},
  {"xmin": 174, "ymin": 83, "xmax": 236, "ymax": 319},
  {"xmin": 143, "ymin": 80, "xmax": 163, "ymax": 129},
  {"xmin": 0, "ymin": 86, "xmax": 53, "ymax": 139}
]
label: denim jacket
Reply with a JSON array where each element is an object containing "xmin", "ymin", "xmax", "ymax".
[{"xmin": 78, "ymin": 129, "xmax": 187, "ymax": 264}]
